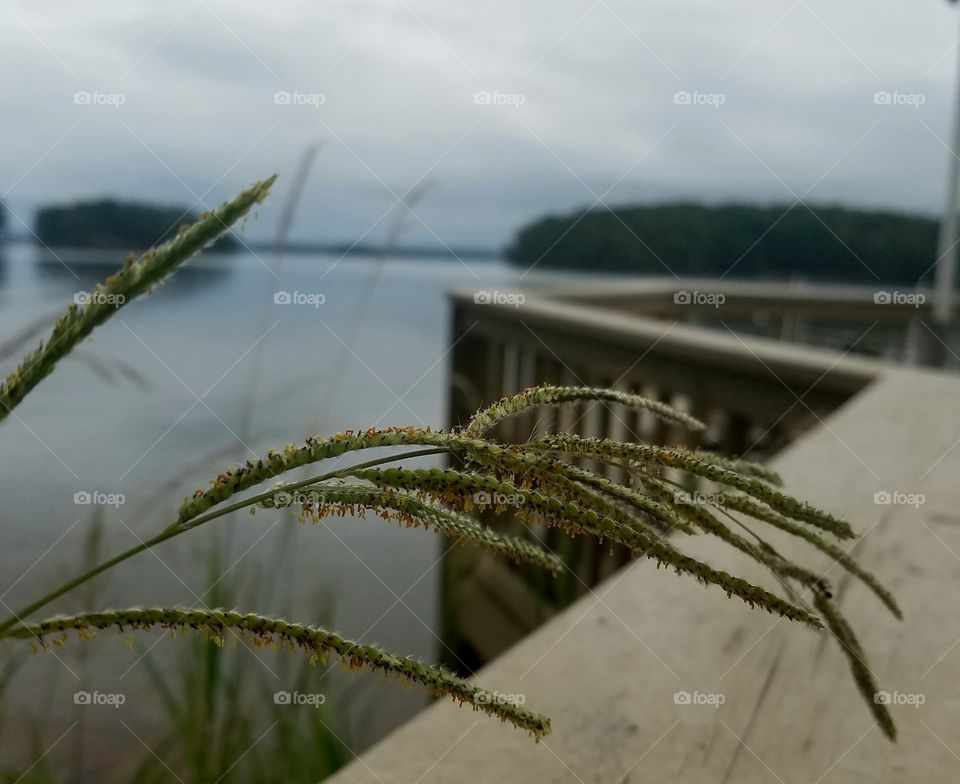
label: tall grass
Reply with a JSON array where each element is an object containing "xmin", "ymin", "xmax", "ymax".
[
  {"xmin": 131, "ymin": 532, "xmax": 349, "ymax": 783},
  {"xmin": 0, "ymin": 175, "xmax": 901, "ymax": 772}
]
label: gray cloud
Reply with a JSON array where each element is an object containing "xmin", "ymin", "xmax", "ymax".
[{"xmin": 0, "ymin": 0, "xmax": 955, "ymax": 249}]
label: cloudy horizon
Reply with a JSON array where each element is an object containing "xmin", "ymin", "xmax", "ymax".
[{"xmin": 2, "ymin": 0, "xmax": 958, "ymax": 250}]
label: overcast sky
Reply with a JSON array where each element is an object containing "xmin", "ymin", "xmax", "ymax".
[{"xmin": 1, "ymin": 0, "xmax": 957, "ymax": 249}]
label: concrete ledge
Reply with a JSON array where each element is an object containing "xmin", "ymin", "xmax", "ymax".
[{"xmin": 329, "ymin": 368, "xmax": 960, "ymax": 783}]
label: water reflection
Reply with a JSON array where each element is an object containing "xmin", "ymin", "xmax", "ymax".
[
  {"xmin": 0, "ymin": 247, "xmax": 524, "ymax": 773},
  {"xmin": 31, "ymin": 247, "xmax": 233, "ymax": 300}
]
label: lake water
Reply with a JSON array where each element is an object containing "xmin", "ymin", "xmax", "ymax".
[
  {"xmin": 4, "ymin": 241, "xmax": 935, "ymax": 776},
  {"xmin": 0, "ymin": 242, "xmax": 563, "ymax": 770}
]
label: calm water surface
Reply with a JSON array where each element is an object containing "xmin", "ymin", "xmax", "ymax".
[
  {"xmin": 1, "ymin": 242, "xmax": 937, "ymax": 774},
  {"xmin": 0, "ymin": 243, "xmax": 571, "ymax": 766}
]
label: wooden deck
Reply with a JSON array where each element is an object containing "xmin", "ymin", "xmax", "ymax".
[
  {"xmin": 330, "ymin": 366, "xmax": 960, "ymax": 782},
  {"xmin": 441, "ymin": 284, "xmax": 889, "ymax": 665},
  {"xmin": 328, "ymin": 280, "xmax": 960, "ymax": 782}
]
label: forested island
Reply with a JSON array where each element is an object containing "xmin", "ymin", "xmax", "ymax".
[
  {"xmin": 30, "ymin": 200, "xmax": 498, "ymax": 258},
  {"xmin": 507, "ymin": 203, "xmax": 939, "ymax": 283},
  {"xmin": 35, "ymin": 199, "xmax": 237, "ymax": 251}
]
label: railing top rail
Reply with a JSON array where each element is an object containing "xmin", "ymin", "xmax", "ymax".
[
  {"xmin": 462, "ymin": 277, "xmax": 947, "ymax": 320},
  {"xmin": 452, "ymin": 290, "xmax": 890, "ymax": 393}
]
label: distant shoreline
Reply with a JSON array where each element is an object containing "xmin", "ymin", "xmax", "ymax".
[
  {"xmin": 245, "ymin": 240, "xmax": 503, "ymax": 261},
  {"xmin": 1, "ymin": 234, "xmax": 503, "ymax": 262}
]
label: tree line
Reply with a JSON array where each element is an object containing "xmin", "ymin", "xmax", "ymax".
[
  {"xmin": 506, "ymin": 203, "xmax": 940, "ymax": 284},
  {"xmin": 34, "ymin": 199, "xmax": 237, "ymax": 251}
]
